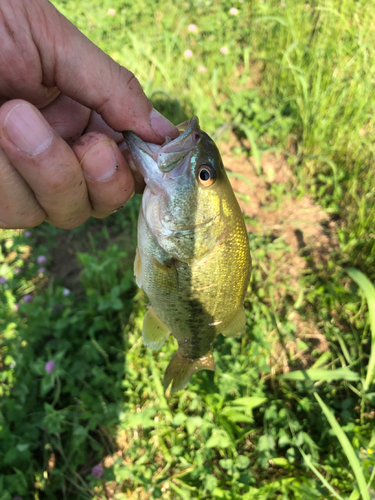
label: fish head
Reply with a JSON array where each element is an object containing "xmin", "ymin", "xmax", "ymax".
[{"xmin": 123, "ymin": 116, "xmax": 233, "ymax": 262}]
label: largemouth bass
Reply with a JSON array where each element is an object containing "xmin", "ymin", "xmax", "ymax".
[{"xmin": 123, "ymin": 116, "xmax": 251, "ymax": 393}]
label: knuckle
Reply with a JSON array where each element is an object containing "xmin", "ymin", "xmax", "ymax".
[
  {"xmin": 121, "ymin": 67, "xmax": 144, "ymax": 98},
  {"xmin": 73, "ymin": 131, "xmax": 105, "ymax": 151}
]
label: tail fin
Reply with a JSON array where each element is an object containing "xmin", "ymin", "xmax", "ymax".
[{"xmin": 163, "ymin": 349, "xmax": 215, "ymax": 393}]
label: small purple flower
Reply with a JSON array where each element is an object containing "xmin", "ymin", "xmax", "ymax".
[
  {"xmin": 0, "ymin": 277, "xmax": 7, "ymax": 284},
  {"xmin": 91, "ymin": 464, "xmax": 104, "ymax": 478},
  {"xmin": 37, "ymin": 255, "xmax": 47, "ymax": 265},
  {"xmin": 38, "ymin": 267, "xmax": 46, "ymax": 274},
  {"xmin": 13, "ymin": 303, "xmax": 19, "ymax": 311},
  {"xmin": 22, "ymin": 294, "xmax": 34, "ymax": 303},
  {"xmin": 45, "ymin": 360, "xmax": 55, "ymax": 374},
  {"xmin": 24, "ymin": 231, "xmax": 31, "ymax": 237},
  {"xmin": 15, "ymin": 268, "xmax": 22, "ymax": 274}
]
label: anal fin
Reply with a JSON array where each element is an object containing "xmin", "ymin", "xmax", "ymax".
[
  {"xmin": 142, "ymin": 305, "xmax": 170, "ymax": 350},
  {"xmin": 221, "ymin": 306, "xmax": 247, "ymax": 337},
  {"xmin": 163, "ymin": 349, "xmax": 215, "ymax": 393}
]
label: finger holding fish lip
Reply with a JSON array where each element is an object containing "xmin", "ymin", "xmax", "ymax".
[
  {"xmin": 0, "ymin": 101, "xmax": 136, "ymax": 228},
  {"xmin": 73, "ymin": 132, "xmax": 135, "ymax": 218}
]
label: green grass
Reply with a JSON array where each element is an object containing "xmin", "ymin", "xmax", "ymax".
[{"xmin": 1, "ymin": 0, "xmax": 375, "ymax": 499}]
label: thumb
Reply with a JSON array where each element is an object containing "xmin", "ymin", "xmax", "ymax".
[{"xmin": 31, "ymin": 0, "xmax": 178, "ymax": 143}]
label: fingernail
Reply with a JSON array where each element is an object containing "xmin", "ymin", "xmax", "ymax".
[
  {"xmin": 4, "ymin": 103, "xmax": 53, "ymax": 155},
  {"xmin": 81, "ymin": 141, "xmax": 119, "ymax": 181},
  {"xmin": 150, "ymin": 109, "xmax": 179, "ymax": 139}
]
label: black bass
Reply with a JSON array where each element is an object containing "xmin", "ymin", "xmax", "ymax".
[{"xmin": 123, "ymin": 116, "xmax": 251, "ymax": 393}]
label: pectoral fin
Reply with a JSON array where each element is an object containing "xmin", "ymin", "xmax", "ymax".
[
  {"xmin": 221, "ymin": 306, "xmax": 247, "ymax": 337},
  {"xmin": 134, "ymin": 247, "xmax": 142, "ymax": 288},
  {"xmin": 163, "ymin": 349, "xmax": 215, "ymax": 393},
  {"xmin": 142, "ymin": 305, "xmax": 170, "ymax": 350}
]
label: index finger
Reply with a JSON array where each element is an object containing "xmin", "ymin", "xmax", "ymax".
[{"xmin": 29, "ymin": 0, "xmax": 178, "ymax": 143}]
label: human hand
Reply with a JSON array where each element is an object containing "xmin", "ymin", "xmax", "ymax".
[{"xmin": 0, "ymin": 0, "xmax": 178, "ymax": 229}]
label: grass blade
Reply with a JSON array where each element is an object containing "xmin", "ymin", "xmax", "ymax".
[
  {"xmin": 280, "ymin": 368, "xmax": 360, "ymax": 382},
  {"xmin": 347, "ymin": 269, "xmax": 375, "ymax": 389},
  {"xmin": 314, "ymin": 393, "xmax": 370, "ymax": 500},
  {"xmin": 297, "ymin": 447, "xmax": 344, "ymax": 500}
]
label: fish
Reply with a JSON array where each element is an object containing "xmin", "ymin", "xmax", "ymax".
[{"xmin": 123, "ymin": 116, "xmax": 251, "ymax": 393}]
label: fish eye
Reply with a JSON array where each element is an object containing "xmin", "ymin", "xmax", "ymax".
[{"xmin": 198, "ymin": 164, "xmax": 215, "ymax": 187}]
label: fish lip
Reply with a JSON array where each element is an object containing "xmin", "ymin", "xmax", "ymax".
[{"xmin": 122, "ymin": 116, "xmax": 201, "ymax": 176}]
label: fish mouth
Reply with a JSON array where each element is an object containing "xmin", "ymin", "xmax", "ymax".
[{"xmin": 122, "ymin": 116, "xmax": 201, "ymax": 180}]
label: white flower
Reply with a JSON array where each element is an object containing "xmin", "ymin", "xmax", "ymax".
[
  {"xmin": 188, "ymin": 24, "xmax": 197, "ymax": 33},
  {"xmin": 220, "ymin": 46, "xmax": 229, "ymax": 55},
  {"xmin": 198, "ymin": 65, "xmax": 207, "ymax": 73},
  {"xmin": 229, "ymin": 7, "xmax": 239, "ymax": 15},
  {"xmin": 184, "ymin": 49, "xmax": 193, "ymax": 58},
  {"xmin": 107, "ymin": 8, "xmax": 116, "ymax": 16},
  {"xmin": 62, "ymin": 288, "xmax": 71, "ymax": 297}
]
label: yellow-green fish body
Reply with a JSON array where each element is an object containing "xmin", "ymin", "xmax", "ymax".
[{"xmin": 123, "ymin": 117, "xmax": 251, "ymax": 392}]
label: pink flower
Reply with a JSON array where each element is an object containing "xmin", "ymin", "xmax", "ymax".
[
  {"xmin": 188, "ymin": 24, "xmax": 197, "ymax": 32},
  {"xmin": 280, "ymin": 1, "xmax": 286, "ymax": 6},
  {"xmin": 229, "ymin": 7, "xmax": 239, "ymax": 15},
  {"xmin": 13, "ymin": 304, "xmax": 19, "ymax": 311},
  {"xmin": 107, "ymin": 8, "xmax": 116, "ymax": 15},
  {"xmin": 23, "ymin": 294, "xmax": 33, "ymax": 303},
  {"xmin": 37, "ymin": 255, "xmax": 47, "ymax": 264},
  {"xmin": 15, "ymin": 268, "xmax": 22, "ymax": 274},
  {"xmin": 184, "ymin": 49, "xmax": 193, "ymax": 58},
  {"xmin": 91, "ymin": 464, "xmax": 104, "ymax": 478},
  {"xmin": 45, "ymin": 360, "xmax": 55, "ymax": 374},
  {"xmin": 220, "ymin": 46, "xmax": 229, "ymax": 55},
  {"xmin": 198, "ymin": 65, "xmax": 207, "ymax": 73}
]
